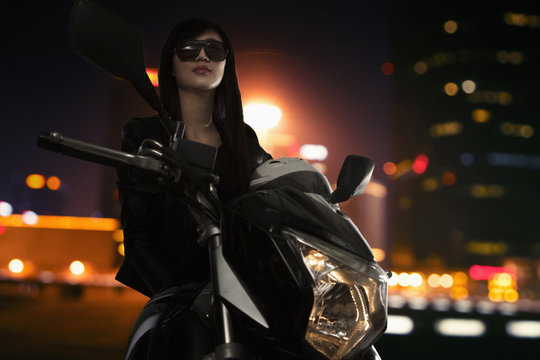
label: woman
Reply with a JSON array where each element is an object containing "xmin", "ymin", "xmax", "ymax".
[{"xmin": 115, "ymin": 18, "xmax": 272, "ymax": 358}]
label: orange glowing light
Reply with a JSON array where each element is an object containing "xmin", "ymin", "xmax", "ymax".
[
  {"xmin": 26, "ymin": 174, "xmax": 45, "ymax": 189},
  {"xmin": 371, "ymin": 248, "xmax": 386, "ymax": 262},
  {"xmin": 442, "ymin": 171, "xmax": 456, "ymax": 186},
  {"xmin": 383, "ymin": 161, "xmax": 397, "ymax": 175},
  {"xmin": 504, "ymin": 289, "xmax": 519, "ymax": 303},
  {"xmin": 451, "ymin": 286, "xmax": 469, "ymax": 300},
  {"xmin": 146, "ymin": 68, "xmax": 159, "ymax": 87},
  {"xmin": 381, "ymin": 62, "xmax": 395, "ymax": 76},
  {"xmin": 118, "ymin": 243, "xmax": 125, "ymax": 256},
  {"xmin": 1, "ymin": 215, "xmax": 119, "ymax": 231},
  {"xmin": 46, "ymin": 176, "xmax": 61, "ymax": 191}
]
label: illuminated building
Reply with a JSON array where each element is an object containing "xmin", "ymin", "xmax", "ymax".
[{"xmin": 387, "ymin": 2, "xmax": 540, "ymax": 268}]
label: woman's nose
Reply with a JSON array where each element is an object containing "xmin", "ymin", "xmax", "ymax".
[{"xmin": 195, "ymin": 47, "xmax": 209, "ymax": 61}]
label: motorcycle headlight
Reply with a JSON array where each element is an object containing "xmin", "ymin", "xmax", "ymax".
[{"xmin": 282, "ymin": 228, "xmax": 388, "ymax": 360}]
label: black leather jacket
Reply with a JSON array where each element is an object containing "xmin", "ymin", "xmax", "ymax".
[{"xmin": 115, "ymin": 115, "xmax": 271, "ymax": 297}]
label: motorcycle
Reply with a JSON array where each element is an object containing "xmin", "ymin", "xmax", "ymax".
[{"xmin": 37, "ymin": 1, "xmax": 389, "ymax": 359}]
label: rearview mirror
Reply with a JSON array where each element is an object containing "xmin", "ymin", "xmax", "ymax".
[
  {"xmin": 68, "ymin": 0, "xmax": 174, "ymax": 133},
  {"xmin": 330, "ymin": 155, "xmax": 375, "ymax": 203}
]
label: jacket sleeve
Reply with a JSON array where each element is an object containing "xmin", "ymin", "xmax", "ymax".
[{"xmin": 117, "ymin": 119, "xmax": 177, "ymax": 294}]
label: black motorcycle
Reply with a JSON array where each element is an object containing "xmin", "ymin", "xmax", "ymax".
[{"xmin": 37, "ymin": 2, "xmax": 389, "ymax": 359}]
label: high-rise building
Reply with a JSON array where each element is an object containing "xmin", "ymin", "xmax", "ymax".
[{"xmin": 387, "ymin": 1, "xmax": 540, "ymax": 269}]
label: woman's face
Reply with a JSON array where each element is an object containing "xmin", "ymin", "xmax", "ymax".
[{"xmin": 172, "ymin": 29, "xmax": 227, "ymax": 92}]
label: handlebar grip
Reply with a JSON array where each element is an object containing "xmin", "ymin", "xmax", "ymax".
[
  {"xmin": 37, "ymin": 131, "xmax": 65, "ymax": 153},
  {"xmin": 36, "ymin": 131, "xmax": 165, "ymax": 172}
]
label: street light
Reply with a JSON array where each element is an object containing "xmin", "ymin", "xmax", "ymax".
[{"xmin": 243, "ymin": 103, "xmax": 282, "ymax": 131}]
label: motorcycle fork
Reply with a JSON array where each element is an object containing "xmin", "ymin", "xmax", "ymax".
[{"xmin": 206, "ymin": 232, "xmax": 246, "ymax": 360}]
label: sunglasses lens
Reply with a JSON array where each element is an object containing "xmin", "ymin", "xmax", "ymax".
[
  {"xmin": 178, "ymin": 41, "xmax": 201, "ymax": 61},
  {"xmin": 177, "ymin": 40, "xmax": 227, "ymax": 61},
  {"xmin": 205, "ymin": 41, "xmax": 227, "ymax": 61}
]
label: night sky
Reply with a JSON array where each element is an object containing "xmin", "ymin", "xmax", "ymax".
[{"xmin": 1, "ymin": 0, "xmax": 390, "ymax": 216}]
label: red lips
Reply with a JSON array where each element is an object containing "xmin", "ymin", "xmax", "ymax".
[{"xmin": 193, "ymin": 65, "xmax": 210, "ymax": 73}]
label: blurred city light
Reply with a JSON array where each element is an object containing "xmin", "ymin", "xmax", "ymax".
[
  {"xmin": 469, "ymin": 265, "xmax": 516, "ymax": 280},
  {"xmin": 434, "ymin": 319, "xmax": 486, "ymax": 337},
  {"xmin": 506, "ymin": 320, "xmax": 540, "ymax": 338},
  {"xmin": 38, "ymin": 270, "xmax": 55, "ymax": 284},
  {"xmin": 25, "ymin": 174, "xmax": 45, "ymax": 189},
  {"xmin": 383, "ymin": 161, "xmax": 397, "ymax": 175},
  {"xmin": 8, "ymin": 259, "xmax": 24, "ymax": 274},
  {"xmin": 461, "ymin": 80, "xmax": 476, "ymax": 94},
  {"xmin": 1, "ymin": 214, "xmax": 119, "ymax": 231},
  {"xmin": 21, "ymin": 210, "xmax": 38, "ymax": 226},
  {"xmin": 299, "ymin": 144, "xmax": 328, "ymax": 161},
  {"xmin": 398, "ymin": 272, "xmax": 411, "ymax": 287},
  {"xmin": 444, "ymin": 82, "xmax": 458, "ymax": 96},
  {"xmin": 413, "ymin": 61, "xmax": 428, "ymax": 75},
  {"xmin": 412, "ymin": 154, "xmax": 429, "ymax": 174},
  {"xmin": 381, "ymin": 62, "xmax": 395, "ymax": 75},
  {"xmin": 243, "ymin": 103, "xmax": 282, "ymax": 131},
  {"xmin": 442, "ymin": 171, "xmax": 456, "ymax": 186},
  {"xmin": 386, "ymin": 315, "xmax": 414, "ymax": 335},
  {"xmin": 409, "ymin": 272, "xmax": 424, "ymax": 287},
  {"xmin": 422, "ymin": 178, "xmax": 439, "ymax": 192},
  {"xmin": 0, "ymin": 201, "xmax": 13, "ymax": 217},
  {"xmin": 440, "ymin": 274, "xmax": 454, "ymax": 288},
  {"xmin": 365, "ymin": 181, "xmax": 388, "ymax": 198},
  {"xmin": 460, "ymin": 152, "xmax": 475, "ymax": 166},
  {"xmin": 112, "ymin": 229, "xmax": 124, "ymax": 242},
  {"xmin": 388, "ymin": 272, "xmax": 399, "ymax": 287},
  {"xmin": 427, "ymin": 274, "xmax": 441, "ymax": 287},
  {"xmin": 471, "ymin": 109, "xmax": 491, "ymax": 123},
  {"xmin": 443, "ymin": 20, "xmax": 458, "ymax": 34},
  {"xmin": 430, "ymin": 121, "xmax": 463, "ymax": 138},
  {"xmin": 371, "ymin": 248, "xmax": 386, "ymax": 262},
  {"xmin": 46, "ymin": 176, "xmax": 61, "ymax": 191},
  {"xmin": 69, "ymin": 261, "xmax": 85, "ymax": 275}
]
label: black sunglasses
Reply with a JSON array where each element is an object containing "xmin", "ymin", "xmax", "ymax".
[{"xmin": 174, "ymin": 39, "xmax": 229, "ymax": 62}]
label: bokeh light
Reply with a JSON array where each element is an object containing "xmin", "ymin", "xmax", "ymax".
[
  {"xmin": 299, "ymin": 144, "xmax": 328, "ymax": 161},
  {"xmin": 0, "ymin": 201, "xmax": 13, "ymax": 217},
  {"xmin": 69, "ymin": 260, "xmax": 85, "ymax": 275},
  {"xmin": 444, "ymin": 82, "xmax": 459, "ymax": 96},
  {"xmin": 8, "ymin": 259, "xmax": 24, "ymax": 273},
  {"xmin": 381, "ymin": 62, "xmax": 395, "ymax": 75},
  {"xmin": 461, "ymin": 80, "xmax": 476, "ymax": 94},
  {"xmin": 443, "ymin": 20, "xmax": 458, "ymax": 34},
  {"xmin": 412, "ymin": 154, "xmax": 429, "ymax": 174},
  {"xmin": 21, "ymin": 210, "xmax": 39, "ymax": 225},
  {"xmin": 243, "ymin": 103, "xmax": 282, "ymax": 130},
  {"xmin": 46, "ymin": 176, "xmax": 61, "ymax": 191},
  {"xmin": 383, "ymin": 161, "xmax": 397, "ymax": 175},
  {"xmin": 25, "ymin": 174, "xmax": 45, "ymax": 189},
  {"xmin": 440, "ymin": 274, "xmax": 454, "ymax": 288}
]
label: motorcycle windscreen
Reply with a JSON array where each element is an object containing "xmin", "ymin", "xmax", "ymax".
[{"xmin": 226, "ymin": 186, "xmax": 375, "ymax": 262}]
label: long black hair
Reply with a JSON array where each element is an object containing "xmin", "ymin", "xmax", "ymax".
[{"xmin": 158, "ymin": 18, "xmax": 250, "ymax": 195}]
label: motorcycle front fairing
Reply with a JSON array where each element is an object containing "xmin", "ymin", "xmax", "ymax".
[{"xmin": 221, "ymin": 185, "xmax": 388, "ymax": 360}]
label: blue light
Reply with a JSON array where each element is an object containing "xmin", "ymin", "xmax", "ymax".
[{"xmin": 460, "ymin": 152, "xmax": 474, "ymax": 166}]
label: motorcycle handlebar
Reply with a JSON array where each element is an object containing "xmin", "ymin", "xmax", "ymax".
[{"xmin": 37, "ymin": 131, "xmax": 166, "ymax": 174}]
